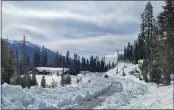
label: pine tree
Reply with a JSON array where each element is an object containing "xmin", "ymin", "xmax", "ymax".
[
  {"xmin": 133, "ymin": 40, "xmax": 139, "ymax": 64},
  {"xmin": 41, "ymin": 76, "xmax": 46, "ymax": 88},
  {"xmin": 16, "ymin": 50, "xmax": 20, "ymax": 75},
  {"xmin": 1, "ymin": 38, "xmax": 17, "ymax": 84},
  {"xmin": 16, "ymin": 76, "xmax": 22, "ymax": 85},
  {"xmin": 81, "ymin": 57, "xmax": 86, "ymax": 71},
  {"xmin": 22, "ymin": 74, "xmax": 31, "ymax": 88},
  {"xmin": 66, "ymin": 50, "xmax": 70, "ymax": 68},
  {"xmin": 33, "ymin": 48, "xmax": 41, "ymax": 68},
  {"xmin": 21, "ymin": 36, "xmax": 28, "ymax": 74},
  {"xmin": 41, "ymin": 45, "xmax": 48, "ymax": 67},
  {"xmin": 157, "ymin": 0, "xmax": 174, "ymax": 85},
  {"xmin": 27, "ymin": 54, "xmax": 30, "ymax": 70},
  {"xmin": 90, "ymin": 55, "xmax": 94, "ymax": 72},
  {"xmin": 86, "ymin": 59, "xmax": 89, "ymax": 71},
  {"xmin": 140, "ymin": 2, "xmax": 154, "ymax": 83},
  {"xmin": 54, "ymin": 51, "xmax": 59, "ymax": 67},
  {"xmin": 144, "ymin": 2, "xmax": 154, "ymax": 58},
  {"xmin": 123, "ymin": 47, "xmax": 127, "ymax": 60},
  {"xmin": 31, "ymin": 73, "xmax": 37, "ymax": 86},
  {"xmin": 73, "ymin": 53, "xmax": 78, "ymax": 69}
]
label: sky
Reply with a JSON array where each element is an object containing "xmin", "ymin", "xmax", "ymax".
[{"xmin": 2, "ymin": 1, "xmax": 164, "ymax": 63}]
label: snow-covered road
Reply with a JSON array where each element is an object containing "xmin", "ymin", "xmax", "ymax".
[{"xmin": 71, "ymin": 81, "xmax": 123, "ymax": 109}]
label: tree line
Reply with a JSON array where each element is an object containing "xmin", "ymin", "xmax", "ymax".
[
  {"xmin": 33, "ymin": 47, "xmax": 115, "ymax": 72},
  {"xmin": 118, "ymin": 0, "xmax": 174, "ymax": 85},
  {"xmin": 1, "ymin": 36, "xmax": 115, "ymax": 85}
]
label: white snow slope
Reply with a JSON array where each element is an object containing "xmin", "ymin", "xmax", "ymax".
[
  {"xmin": 1, "ymin": 73, "xmax": 111, "ymax": 109},
  {"xmin": 96, "ymin": 62, "xmax": 174, "ymax": 109}
]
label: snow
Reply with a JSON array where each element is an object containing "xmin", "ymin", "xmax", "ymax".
[
  {"xmin": 138, "ymin": 59, "xmax": 143, "ymax": 64},
  {"xmin": 2, "ymin": 62, "xmax": 173, "ymax": 109},
  {"xmin": 8, "ymin": 40, "xmax": 42, "ymax": 48},
  {"xmin": 1, "ymin": 73, "xmax": 112, "ymax": 109},
  {"xmin": 104, "ymin": 62, "xmax": 142, "ymax": 82},
  {"xmin": 35, "ymin": 74, "xmax": 61, "ymax": 87},
  {"xmin": 35, "ymin": 67, "xmax": 69, "ymax": 75},
  {"xmin": 96, "ymin": 62, "xmax": 174, "ymax": 109},
  {"xmin": 119, "ymin": 82, "xmax": 174, "ymax": 109}
]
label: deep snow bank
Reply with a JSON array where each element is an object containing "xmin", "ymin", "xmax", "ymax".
[
  {"xmin": 96, "ymin": 62, "xmax": 173, "ymax": 109},
  {"xmin": 1, "ymin": 74, "xmax": 112, "ymax": 109},
  {"xmin": 96, "ymin": 63, "xmax": 148, "ymax": 109},
  {"xmin": 95, "ymin": 77, "xmax": 147, "ymax": 109},
  {"xmin": 119, "ymin": 82, "xmax": 174, "ymax": 109}
]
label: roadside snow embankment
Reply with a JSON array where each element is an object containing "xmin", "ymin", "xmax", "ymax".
[
  {"xmin": 96, "ymin": 62, "xmax": 173, "ymax": 109},
  {"xmin": 119, "ymin": 82, "xmax": 174, "ymax": 109},
  {"xmin": 95, "ymin": 78, "xmax": 147, "ymax": 109},
  {"xmin": 96, "ymin": 63, "xmax": 148, "ymax": 109},
  {"xmin": 1, "ymin": 74, "xmax": 112, "ymax": 109}
]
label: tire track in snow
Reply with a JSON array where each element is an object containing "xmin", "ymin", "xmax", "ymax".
[{"xmin": 70, "ymin": 81, "xmax": 123, "ymax": 109}]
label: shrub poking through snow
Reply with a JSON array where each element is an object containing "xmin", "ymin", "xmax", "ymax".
[
  {"xmin": 88, "ymin": 80, "xmax": 91, "ymax": 83},
  {"xmin": 104, "ymin": 74, "xmax": 109, "ymax": 78},
  {"xmin": 41, "ymin": 76, "xmax": 46, "ymax": 88}
]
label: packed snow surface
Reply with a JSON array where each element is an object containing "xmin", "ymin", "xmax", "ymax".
[{"xmin": 1, "ymin": 73, "xmax": 111, "ymax": 109}]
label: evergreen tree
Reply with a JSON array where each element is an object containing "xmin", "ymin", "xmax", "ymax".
[
  {"xmin": 86, "ymin": 59, "xmax": 90, "ymax": 71},
  {"xmin": 81, "ymin": 57, "xmax": 86, "ymax": 71},
  {"xmin": 101, "ymin": 57, "xmax": 105, "ymax": 72},
  {"xmin": 73, "ymin": 53, "xmax": 78, "ymax": 69},
  {"xmin": 1, "ymin": 38, "xmax": 17, "ymax": 84},
  {"xmin": 21, "ymin": 36, "xmax": 28, "ymax": 74},
  {"xmin": 22, "ymin": 74, "xmax": 31, "ymax": 88},
  {"xmin": 66, "ymin": 50, "xmax": 70, "ymax": 68},
  {"xmin": 41, "ymin": 45, "xmax": 48, "ymax": 67},
  {"xmin": 27, "ymin": 54, "xmax": 30, "ymax": 70},
  {"xmin": 90, "ymin": 55, "xmax": 94, "ymax": 72},
  {"xmin": 31, "ymin": 73, "xmax": 37, "ymax": 86},
  {"xmin": 54, "ymin": 51, "xmax": 59, "ymax": 67},
  {"xmin": 16, "ymin": 50, "xmax": 20, "ymax": 75},
  {"xmin": 133, "ymin": 40, "xmax": 139, "ymax": 64},
  {"xmin": 33, "ymin": 48, "xmax": 41, "ymax": 68},
  {"xmin": 157, "ymin": 0, "xmax": 174, "ymax": 85},
  {"xmin": 41, "ymin": 76, "xmax": 46, "ymax": 88}
]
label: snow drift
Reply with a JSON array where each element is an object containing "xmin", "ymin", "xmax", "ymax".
[{"xmin": 1, "ymin": 74, "xmax": 111, "ymax": 109}]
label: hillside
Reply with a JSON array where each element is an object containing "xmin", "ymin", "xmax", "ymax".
[{"xmin": 8, "ymin": 40, "xmax": 59, "ymax": 66}]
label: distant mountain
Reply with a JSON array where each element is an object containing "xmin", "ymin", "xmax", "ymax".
[{"xmin": 8, "ymin": 40, "xmax": 57, "ymax": 67}]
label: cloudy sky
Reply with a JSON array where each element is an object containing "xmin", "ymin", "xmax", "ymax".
[{"xmin": 2, "ymin": 1, "xmax": 164, "ymax": 61}]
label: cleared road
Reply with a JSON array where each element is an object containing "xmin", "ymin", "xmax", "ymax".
[{"xmin": 71, "ymin": 81, "xmax": 123, "ymax": 109}]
